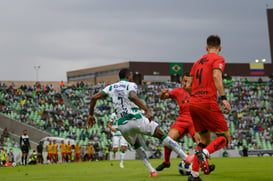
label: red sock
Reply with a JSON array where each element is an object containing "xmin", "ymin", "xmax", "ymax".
[
  {"xmin": 192, "ymin": 145, "xmax": 202, "ymax": 172},
  {"xmin": 206, "ymin": 136, "xmax": 227, "ymax": 154},
  {"xmin": 164, "ymin": 146, "xmax": 172, "ymax": 164}
]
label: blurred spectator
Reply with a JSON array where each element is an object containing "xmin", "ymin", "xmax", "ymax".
[
  {"xmin": 1, "ymin": 149, "xmax": 7, "ymax": 166},
  {"xmin": 28, "ymin": 150, "xmax": 37, "ymax": 165},
  {"xmin": 7, "ymin": 148, "xmax": 14, "ymax": 164},
  {"xmin": 86, "ymin": 143, "xmax": 94, "ymax": 161},
  {"xmin": 2, "ymin": 128, "xmax": 10, "ymax": 138},
  {"xmin": 37, "ymin": 141, "xmax": 43, "ymax": 164}
]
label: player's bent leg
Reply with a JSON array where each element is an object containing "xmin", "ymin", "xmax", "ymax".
[
  {"xmin": 153, "ymin": 127, "xmax": 191, "ymax": 163},
  {"xmin": 156, "ymin": 129, "xmax": 180, "ymax": 171},
  {"xmin": 133, "ymin": 137, "xmax": 157, "ymax": 176},
  {"xmin": 199, "ymin": 132, "xmax": 211, "ymax": 146},
  {"xmin": 196, "ymin": 132, "xmax": 225, "ymax": 175},
  {"xmin": 204, "ymin": 132, "xmax": 229, "ymax": 155},
  {"xmin": 194, "ymin": 132, "xmax": 211, "ymax": 175}
]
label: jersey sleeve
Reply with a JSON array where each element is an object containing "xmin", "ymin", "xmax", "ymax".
[
  {"xmin": 101, "ymin": 85, "xmax": 111, "ymax": 96},
  {"xmin": 169, "ymin": 88, "xmax": 178, "ymax": 99},
  {"xmin": 212, "ymin": 56, "xmax": 225, "ymax": 72},
  {"xmin": 128, "ymin": 83, "xmax": 138, "ymax": 94}
]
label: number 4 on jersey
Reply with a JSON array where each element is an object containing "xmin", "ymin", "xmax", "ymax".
[{"xmin": 196, "ymin": 68, "xmax": 203, "ymax": 85}]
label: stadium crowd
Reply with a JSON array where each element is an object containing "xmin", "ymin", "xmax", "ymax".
[{"xmin": 0, "ymin": 77, "xmax": 272, "ymax": 164}]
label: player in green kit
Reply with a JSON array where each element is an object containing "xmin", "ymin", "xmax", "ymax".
[
  {"xmin": 87, "ymin": 68, "xmax": 193, "ymax": 177},
  {"xmin": 107, "ymin": 112, "xmax": 128, "ymax": 168}
]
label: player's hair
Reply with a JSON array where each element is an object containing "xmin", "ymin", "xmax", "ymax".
[
  {"xmin": 119, "ymin": 68, "xmax": 131, "ymax": 79},
  {"xmin": 207, "ymin": 35, "xmax": 221, "ymax": 48},
  {"xmin": 182, "ymin": 72, "xmax": 190, "ymax": 78}
]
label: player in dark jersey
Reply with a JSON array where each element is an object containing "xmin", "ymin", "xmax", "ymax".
[
  {"xmin": 186, "ymin": 35, "xmax": 231, "ymax": 181},
  {"xmin": 36, "ymin": 141, "xmax": 43, "ymax": 164},
  {"xmin": 20, "ymin": 130, "xmax": 31, "ymax": 165},
  {"xmin": 156, "ymin": 72, "xmax": 200, "ymax": 171}
]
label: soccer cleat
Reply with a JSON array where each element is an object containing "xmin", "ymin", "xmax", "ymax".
[
  {"xmin": 205, "ymin": 164, "xmax": 215, "ymax": 175},
  {"xmin": 156, "ymin": 162, "xmax": 170, "ymax": 171},
  {"xmin": 195, "ymin": 149, "xmax": 209, "ymax": 174},
  {"xmin": 188, "ymin": 175, "xmax": 203, "ymax": 181},
  {"xmin": 120, "ymin": 162, "xmax": 124, "ymax": 168},
  {"xmin": 150, "ymin": 172, "xmax": 158, "ymax": 177},
  {"xmin": 184, "ymin": 154, "xmax": 194, "ymax": 165}
]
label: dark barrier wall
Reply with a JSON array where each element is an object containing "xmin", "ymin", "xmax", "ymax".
[{"xmin": 0, "ymin": 113, "xmax": 53, "ymax": 148}]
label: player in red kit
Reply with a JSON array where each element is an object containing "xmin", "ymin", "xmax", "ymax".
[
  {"xmin": 186, "ymin": 35, "xmax": 231, "ymax": 181},
  {"xmin": 156, "ymin": 72, "xmax": 200, "ymax": 171}
]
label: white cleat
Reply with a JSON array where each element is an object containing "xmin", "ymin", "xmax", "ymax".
[{"xmin": 120, "ymin": 162, "xmax": 124, "ymax": 168}]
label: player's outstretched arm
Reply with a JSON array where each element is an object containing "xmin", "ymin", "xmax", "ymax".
[
  {"xmin": 213, "ymin": 69, "xmax": 231, "ymax": 113},
  {"xmin": 129, "ymin": 91, "xmax": 152, "ymax": 121},
  {"xmin": 159, "ymin": 88, "xmax": 170, "ymax": 99},
  {"xmin": 87, "ymin": 91, "xmax": 106, "ymax": 128},
  {"xmin": 107, "ymin": 122, "xmax": 117, "ymax": 133}
]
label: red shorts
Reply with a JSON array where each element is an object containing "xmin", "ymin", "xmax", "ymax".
[
  {"xmin": 53, "ymin": 153, "xmax": 58, "ymax": 158},
  {"xmin": 169, "ymin": 117, "xmax": 196, "ymax": 139},
  {"xmin": 61, "ymin": 152, "xmax": 66, "ymax": 156},
  {"xmin": 67, "ymin": 152, "xmax": 72, "ymax": 157},
  {"xmin": 48, "ymin": 153, "xmax": 53, "ymax": 158},
  {"xmin": 76, "ymin": 153, "xmax": 80, "ymax": 157},
  {"xmin": 189, "ymin": 102, "xmax": 228, "ymax": 134}
]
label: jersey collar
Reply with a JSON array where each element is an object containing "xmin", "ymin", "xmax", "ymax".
[{"xmin": 120, "ymin": 79, "xmax": 129, "ymax": 82}]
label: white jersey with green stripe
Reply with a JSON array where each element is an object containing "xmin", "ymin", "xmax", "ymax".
[
  {"xmin": 109, "ymin": 113, "xmax": 122, "ymax": 136},
  {"xmin": 102, "ymin": 79, "xmax": 142, "ymax": 125}
]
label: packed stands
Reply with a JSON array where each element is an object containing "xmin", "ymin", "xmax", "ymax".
[
  {"xmin": 61, "ymin": 79, "xmax": 273, "ymax": 151},
  {"xmin": 0, "ymin": 78, "xmax": 273, "ymax": 157}
]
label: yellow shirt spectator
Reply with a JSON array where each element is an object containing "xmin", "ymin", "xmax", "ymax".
[
  {"xmin": 67, "ymin": 144, "xmax": 72, "ymax": 154},
  {"xmin": 47, "ymin": 144, "xmax": 54, "ymax": 154},
  {"xmin": 60, "ymin": 143, "xmax": 67, "ymax": 153},
  {"xmin": 75, "ymin": 145, "xmax": 81, "ymax": 154},
  {"xmin": 87, "ymin": 145, "xmax": 94, "ymax": 155},
  {"xmin": 52, "ymin": 144, "xmax": 58, "ymax": 154}
]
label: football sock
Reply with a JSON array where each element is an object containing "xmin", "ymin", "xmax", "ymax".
[
  {"xmin": 192, "ymin": 145, "xmax": 203, "ymax": 172},
  {"xmin": 21, "ymin": 156, "xmax": 24, "ymax": 165},
  {"xmin": 164, "ymin": 146, "xmax": 172, "ymax": 164},
  {"xmin": 162, "ymin": 135, "xmax": 187, "ymax": 160},
  {"xmin": 25, "ymin": 156, "xmax": 28, "ymax": 165},
  {"xmin": 135, "ymin": 147, "xmax": 156, "ymax": 173},
  {"xmin": 120, "ymin": 150, "xmax": 125, "ymax": 163},
  {"xmin": 206, "ymin": 136, "xmax": 227, "ymax": 154}
]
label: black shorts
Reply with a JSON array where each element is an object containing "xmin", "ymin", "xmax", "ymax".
[
  {"xmin": 37, "ymin": 153, "xmax": 43, "ymax": 159},
  {"xmin": 21, "ymin": 146, "xmax": 29, "ymax": 154}
]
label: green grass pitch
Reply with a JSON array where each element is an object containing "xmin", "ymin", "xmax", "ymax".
[{"xmin": 1, "ymin": 157, "xmax": 273, "ymax": 181}]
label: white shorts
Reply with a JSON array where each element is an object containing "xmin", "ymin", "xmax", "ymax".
[
  {"xmin": 118, "ymin": 116, "xmax": 159, "ymax": 146},
  {"xmin": 112, "ymin": 135, "xmax": 128, "ymax": 148}
]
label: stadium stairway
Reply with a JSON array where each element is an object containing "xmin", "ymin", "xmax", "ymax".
[
  {"xmin": 60, "ymin": 91, "xmax": 79, "ymax": 113},
  {"xmin": 0, "ymin": 113, "xmax": 53, "ymax": 148}
]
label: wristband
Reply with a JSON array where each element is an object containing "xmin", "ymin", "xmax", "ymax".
[{"xmin": 220, "ymin": 95, "xmax": 227, "ymax": 100}]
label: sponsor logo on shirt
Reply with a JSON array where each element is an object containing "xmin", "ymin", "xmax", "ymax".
[{"xmin": 192, "ymin": 90, "xmax": 208, "ymax": 96}]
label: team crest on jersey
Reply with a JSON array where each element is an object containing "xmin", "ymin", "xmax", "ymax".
[{"xmin": 219, "ymin": 63, "xmax": 223, "ymax": 69}]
